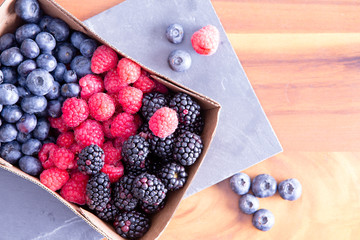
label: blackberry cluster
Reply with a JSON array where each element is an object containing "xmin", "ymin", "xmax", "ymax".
[
  {"xmin": 132, "ymin": 172, "xmax": 167, "ymax": 205},
  {"xmin": 113, "ymin": 175, "xmax": 139, "ymax": 211},
  {"xmin": 169, "ymin": 92, "xmax": 200, "ymax": 125},
  {"xmin": 177, "ymin": 114, "xmax": 204, "ymax": 136},
  {"xmin": 78, "ymin": 144, "xmax": 105, "ymax": 175},
  {"xmin": 95, "ymin": 201, "xmax": 119, "ymax": 222},
  {"xmin": 141, "ymin": 92, "xmax": 168, "ymax": 121},
  {"xmin": 140, "ymin": 199, "xmax": 166, "ymax": 214},
  {"xmin": 86, "ymin": 172, "xmax": 111, "ymax": 211},
  {"xmin": 148, "ymin": 132, "xmax": 174, "ymax": 159},
  {"xmin": 121, "ymin": 135, "xmax": 150, "ymax": 168},
  {"xmin": 158, "ymin": 162, "xmax": 188, "ymax": 191},
  {"xmin": 173, "ymin": 131, "xmax": 203, "ymax": 166},
  {"xmin": 113, "ymin": 211, "xmax": 150, "ymax": 239}
]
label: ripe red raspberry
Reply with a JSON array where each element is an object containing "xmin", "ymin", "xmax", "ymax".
[
  {"xmin": 62, "ymin": 98, "xmax": 89, "ymax": 128},
  {"xmin": 50, "ymin": 147, "xmax": 76, "ymax": 170},
  {"xmin": 110, "ymin": 112, "xmax": 138, "ymax": 139},
  {"xmin": 104, "ymin": 68, "xmax": 127, "ymax": 94},
  {"xmin": 49, "ymin": 116, "xmax": 70, "ymax": 133},
  {"xmin": 113, "ymin": 137, "xmax": 126, "ymax": 149},
  {"xmin": 191, "ymin": 25, "xmax": 220, "ymax": 55},
  {"xmin": 56, "ymin": 131, "xmax": 75, "ymax": 148},
  {"xmin": 100, "ymin": 164, "xmax": 124, "ymax": 183},
  {"xmin": 149, "ymin": 107, "xmax": 178, "ymax": 138},
  {"xmin": 133, "ymin": 71, "xmax": 155, "ymax": 93},
  {"xmin": 118, "ymin": 86, "xmax": 143, "ymax": 114},
  {"xmin": 79, "ymin": 74, "xmax": 105, "ymax": 100},
  {"xmin": 69, "ymin": 143, "xmax": 83, "ymax": 156},
  {"xmin": 117, "ymin": 58, "xmax": 141, "ymax": 85},
  {"xmin": 60, "ymin": 171, "xmax": 89, "ymax": 205},
  {"xmin": 153, "ymin": 80, "xmax": 169, "ymax": 94},
  {"xmin": 88, "ymin": 93, "xmax": 115, "ymax": 121},
  {"xmin": 133, "ymin": 114, "xmax": 143, "ymax": 128},
  {"xmin": 91, "ymin": 45, "xmax": 119, "ymax": 74},
  {"xmin": 102, "ymin": 141, "xmax": 122, "ymax": 165},
  {"xmin": 40, "ymin": 167, "xmax": 70, "ymax": 191},
  {"xmin": 74, "ymin": 119, "xmax": 105, "ymax": 147},
  {"xmin": 38, "ymin": 143, "xmax": 58, "ymax": 169},
  {"xmin": 102, "ymin": 116, "xmax": 115, "ymax": 139}
]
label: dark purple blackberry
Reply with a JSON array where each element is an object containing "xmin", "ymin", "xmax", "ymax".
[
  {"xmin": 140, "ymin": 199, "xmax": 166, "ymax": 214},
  {"xmin": 78, "ymin": 144, "xmax": 105, "ymax": 175},
  {"xmin": 140, "ymin": 92, "xmax": 168, "ymax": 121},
  {"xmin": 158, "ymin": 162, "xmax": 188, "ymax": 191},
  {"xmin": 95, "ymin": 201, "xmax": 119, "ymax": 222},
  {"xmin": 113, "ymin": 210, "xmax": 150, "ymax": 239},
  {"xmin": 148, "ymin": 157, "xmax": 169, "ymax": 175},
  {"xmin": 121, "ymin": 135, "xmax": 149, "ymax": 168},
  {"xmin": 148, "ymin": 132, "xmax": 174, "ymax": 159},
  {"xmin": 177, "ymin": 114, "xmax": 204, "ymax": 136},
  {"xmin": 126, "ymin": 162, "xmax": 149, "ymax": 176},
  {"xmin": 113, "ymin": 175, "xmax": 139, "ymax": 211},
  {"xmin": 169, "ymin": 92, "xmax": 200, "ymax": 125},
  {"xmin": 173, "ymin": 131, "xmax": 203, "ymax": 166},
  {"xmin": 86, "ymin": 172, "xmax": 111, "ymax": 211},
  {"xmin": 132, "ymin": 172, "xmax": 167, "ymax": 205}
]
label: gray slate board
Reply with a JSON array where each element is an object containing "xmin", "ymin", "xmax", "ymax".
[{"xmin": 84, "ymin": 0, "xmax": 282, "ymax": 197}]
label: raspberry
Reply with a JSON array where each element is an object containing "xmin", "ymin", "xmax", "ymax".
[
  {"xmin": 74, "ymin": 119, "xmax": 105, "ymax": 147},
  {"xmin": 102, "ymin": 141, "xmax": 122, "ymax": 165},
  {"xmin": 149, "ymin": 107, "xmax": 178, "ymax": 138},
  {"xmin": 50, "ymin": 147, "xmax": 75, "ymax": 170},
  {"xmin": 91, "ymin": 45, "xmax": 119, "ymax": 74},
  {"xmin": 38, "ymin": 143, "xmax": 58, "ymax": 169},
  {"xmin": 79, "ymin": 74, "xmax": 105, "ymax": 100},
  {"xmin": 153, "ymin": 80, "xmax": 169, "ymax": 94},
  {"xmin": 69, "ymin": 143, "xmax": 83, "ymax": 156},
  {"xmin": 104, "ymin": 68, "xmax": 127, "ymax": 94},
  {"xmin": 117, "ymin": 58, "xmax": 141, "ymax": 85},
  {"xmin": 102, "ymin": 116, "xmax": 115, "ymax": 139},
  {"xmin": 110, "ymin": 112, "xmax": 138, "ymax": 139},
  {"xmin": 133, "ymin": 71, "xmax": 155, "ymax": 93},
  {"xmin": 49, "ymin": 116, "xmax": 70, "ymax": 133},
  {"xmin": 101, "ymin": 164, "xmax": 124, "ymax": 183},
  {"xmin": 40, "ymin": 167, "xmax": 70, "ymax": 191},
  {"xmin": 134, "ymin": 114, "xmax": 143, "ymax": 128},
  {"xmin": 108, "ymin": 93, "xmax": 122, "ymax": 110},
  {"xmin": 113, "ymin": 137, "xmax": 126, "ymax": 149},
  {"xmin": 118, "ymin": 86, "xmax": 143, "ymax": 114},
  {"xmin": 62, "ymin": 98, "xmax": 89, "ymax": 128},
  {"xmin": 60, "ymin": 171, "xmax": 89, "ymax": 205},
  {"xmin": 56, "ymin": 131, "xmax": 75, "ymax": 148},
  {"xmin": 88, "ymin": 93, "xmax": 115, "ymax": 121},
  {"xmin": 191, "ymin": 25, "xmax": 220, "ymax": 55}
]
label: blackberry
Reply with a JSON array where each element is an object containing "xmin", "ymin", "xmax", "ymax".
[
  {"xmin": 78, "ymin": 144, "xmax": 105, "ymax": 175},
  {"xmin": 86, "ymin": 172, "xmax": 111, "ymax": 211},
  {"xmin": 95, "ymin": 201, "xmax": 119, "ymax": 222},
  {"xmin": 113, "ymin": 210, "xmax": 150, "ymax": 239},
  {"xmin": 173, "ymin": 131, "xmax": 203, "ymax": 166},
  {"xmin": 158, "ymin": 162, "xmax": 188, "ymax": 191},
  {"xmin": 132, "ymin": 172, "xmax": 167, "ymax": 205},
  {"xmin": 122, "ymin": 135, "xmax": 150, "ymax": 168},
  {"xmin": 126, "ymin": 162, "xmax": 149, "ymax": 176},
  {"xmin": 113, "ymin": 175, "xmax": 139, "ymax": 211},
  {"xmin": 177, "ymin": 114, "xmax": 205, "ymax": 136},
  {"xmin": 148, "ymin": 133, "xmax": 174, "ymax": 159},
  {"xmin": 169, "ymin": 92, "xmax": 200, "ymax": 125},
  {"xmin": 141, "ymin": 92, "xmax": 168, "ymax": 121},
  {"xmin": 140, "ymin": 199, "xmax": 166, "ymax": 214},
  {"xmin": 148, "ymin": 157, "xmax": 168, "ymax": 175}
]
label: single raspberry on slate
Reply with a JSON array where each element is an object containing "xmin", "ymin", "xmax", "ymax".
[
  {"xmin": 56, "ymin": 131, "xmax": 75, "ymax": 148},
  {"xmin": 91, "ymin": 45, "xmax": 119, "ymax": 74},
  {"xmin": 102, "ymin": 116, "xmax": 115, "ymax": 139},
  {"xmin": 50, "ymin": 147, "xmax": 76, "ymax": 170},
  {"xmin": 110, "ymin": 112, "xmax": 138, "ymax": 139},
  {"xmin": 118, "ymin": 86, "xmax": 143, "ymax": 114},
  {"xmin": 49, "ymin": 116, "xmax": 70, "ymax": 133},
  {"xmin": 69, "ymin": 143, "xmax": 83, "ymax": 156},
  {"xmin": 149, "ymin": 107, "xmax": 178, "ymax": 138},
  {"xmin": 102, "ymin": 141, "xmax": 122, "ymax": 165},
  {"xmin": 133, "ymin": 71, "xmax": 155, "ymax": 93},
  {"xmin": 104, "ymin": 68, "xmax": 127, "ymax": 94},
  {"xmin": 40, "ymin": 167, "xmax": 70, "ymax": 191},
  {"xmin": 101, "ymin": 163, "xmax": 124, "ymax": 183},
  {"xmin": 153, "ymin": 80, "xmax": 169, "ymax": 94},
  {"xmin": 79, "ymin": 74, "xmax": 105, "ymax": 100},
  {"xmin": 62, "ymin": 98, "xmax": 89, "ymax": 128},
  {"xmin": 117, "ymin": 58, "xmax": 141, "ymax": 85},
  {"xmin": 38, "ymin": 143, "xmax": 58, "ymax": 169},
  {"xmin": 60, "ymin": 171, "xmax": 89, "ymax": 205},
  {"xmin": 88, "ymin": 93, "xmax": 115, "ymax": 121},
  {"xmin": 74, "ymin": 119, "xmax": 105, "ymax": 147},
  {"xmin": 191, "ymin": 25, "xmax": 220, "ymax": 56}
]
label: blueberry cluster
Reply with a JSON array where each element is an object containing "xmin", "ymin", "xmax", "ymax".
[{"xmin": 230, "ymin": 172, "xmax": 302, "ymax": 231}]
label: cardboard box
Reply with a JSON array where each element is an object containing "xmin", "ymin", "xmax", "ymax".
[{"xmin": 0, "ymin": 0, "xmax": 220, "ymax": 239}]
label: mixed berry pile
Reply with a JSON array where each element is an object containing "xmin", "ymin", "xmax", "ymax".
[{"xmin": 0, "ymin": 0, "xmax": 205, "ymax": 239}]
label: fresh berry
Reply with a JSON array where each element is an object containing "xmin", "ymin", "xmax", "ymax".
[
  {"xmin": 70, "ymin": 56, "xmax": 92, "ymax": 78},
  {"xmin": 15, "ymin": 0, "xmax": 41, "ymax": 23},
  {"xmin": 117, "ymin": 58, "xmax": 141, "ymax": 85},
  {"xmin": 278, "ymin": 178, "xmax": 302, "ymax": 201},
  {"xmin": 60, "ymin": 171, "xmax": 89, "ymax": 205},
  {"xmin": 173, "ymin": 131, "xmax": 203, "ymax": 166},
  {"xmin": 15, "ymin": 23, "xmax": 41, "ymax": 44},
  {"xmin": 86, "ymin": 172, "xmax": 111, "ymax": 211},
  {"xmin": 33, "ymin": 118, "xmax": 50, "ymax": 140},
  {"xmin": 70, "ymin": 31, "xmax": 88, "ymax": 49},
  {"xmin": 102, "ymin": 141, "xmax": 121, "ymax": 165},
  {"xmin": 21, "ymin": 95, "xmax": 47, "ymax": 114},
  {"xmin": 168, "ymin": 50, "xmax": 191, "ymax": 72},
  {"xmin": 56, "ymin": 131, "xmax": 74, "ymax": 148},
  {"xmin": 62, "ymin": 97, "xmax": 89, "ymax": 128},
  {"xmin": 21, "ymin": 138, "xmax": 42, "ymax": 155},
  {"xmin": 0, "ymin": 124, "xmax": 18, "ymax": 142},
  {"xmin": 148, "ymin": 133, "xmax": 174, "ymax": 159},
  {"xmin": 0, "ymin": 141, "xmax": 23, "ymax": 165},
  {"xmin": 104, "ymin": 68, "xmax": 127, "ymax": 94},
  {"xmin": 80, "ymin": 39, "xmax": 97, "ymax": 58},
  {"xmin": 39, "ymin": 15, "xmax": 53, "ymax": 31},
  {"xmin": 26, "ymin": 68, "xmax": 54, "ymax": 96},
  {"xmin": 152, "ymin": 79, "xmax": 169, "ymax": 94},
  {"xmin": 191, "ymin": 25, "xmax": 220, "ymax": 55},
  {"xmin": 133, "ymin": 72, "xmax": 155, "ymax": 93},
  {"xmin": 149, "ymin": 107, "xmax": 178, "ymax": 138},
  {"xmin": 132, "ymin": 172, "xmax": 167, "ymax": 205},
  {"xmin": 20, "ymin": 38, "xmax": 40, "ymax": 59},
  {"xmin": 19, "ymin": 155, "xmax": 43, "ymax": 176},
  {"xmin": 158, "ymin": 162, "xmax": 187, "ymax": 191},
  {"xmin": 35, "ymin": 31, "xmax": 56, "ymax": 52},
  {"xmin": 38, "ymin": 142, "xmax": 57, "ymax": 169},
  {"xmin": 0, "ymin": 33, "xmax": 16, "ymax": 52},
  {"xmin": 47, "ymin": 100, "xmax": 62, "ymax": 118},
  {"xmin": 55, "ymin": 42, "xmax": 76, "ymax": 64},
  {"xmin": 17, "ymin": 132, "xmax": 32, "ymax": 144},
  {"xmin": 166, "ymin": 23, "xmax": 184, "ymax": 44},
  {"xmin": 17, "ymin": 86, "xmax": 31, "ymax": 98},
  {"xmin": 49, "ymin": 116, "xmax": 70, "ymax": 133},
  {"xmin": 61, "ymin": 83, "xmax": 80, "ymax": 98},
  {"xmin": 52, "ymin": 63, "xmax": 66, "ymax": 82},
  {"xmin": 113, "ymin": 175, "xmax": 138, "ymax": 211},
  {"xmin": 17, "ymin": 59, "xmax": 37, "ymax": 77},
  {"xmin": 91, "ymin": 45, "xmax": 118, "ymax": 74},
  {"xmin": 63, "ymin": 70, "xmax": 77, "ymax": 83},
  {"xmin": 118, "ymin": 86, "xmax": 143, "ymax": 114},
  {"xmin": 69, "ymin": 143, "xmax": 83, "ymax": 156},
  {"xmin": 169, "ymin": 92, "xmax": 200, "ymax": 126},
  {"xmin": 47, "ymin": 18, "xmax": 70, "ymax": 42},
  {"xmin": 140, "ymin": 92, "xmax": 168, "ymax": 121},
  {"xmin": 125, "ymin": 161, "xmax": 150, "ymax": 176},
  {"xmin": 177, "ymin": 114, "xmax": 204, "ymax": 136},
  {"xmin": 113, "ymin": 211, "xmax": 150, "ymax": 239},
  {"xmin": 74, "ymin": 120, "xmax": 104, "ymax": 147},
  {"xmin": 110, "ymin": 112, "xmax": 138, "ymax": 139},
  {"xmin": 102, "ymin": 117, "xmax": 115, "ymax": 139},
  {"xmin": 2, "ymin": 67, "xmax": 17, "ymax": 84},
  {"xmin": 252, "ymin": 174, "xmax": 277, "ymax": 198},
  {"xmin": 0, "ymin": 83, "xmax": 19, "ymax": 105},
  {"xmin": 95, "ymin": 201, "xmax": 119, "ymax": 222},
  {"xmin": 239, "ymin": 194, "xmax": 259, "ymax": 215},
  {"xmin": 230, "ymin": 172, "xmax": 251, "ymax": 196},
  {"xmin": 1, "ymin": 105, "xmax": 23, "ymax": 123},
  {"xmin": 140, "ymin": 200, "xmax": 166, "ymax": 215},
  {"xmin": 78, "ymin": 74, "xmax": 104, "ymax": 100},
  {"xmin": 121, "ymin": 135, "xmax": 149, "ymax": 168},
  {"xmin": 40, "ymin": 167, "xmax": 69, "ymax": 191},
  {"xmin": 148, "ymin": 157, "xmax": 169, "ymax": 175},
  {"xmin": 78, "ymin": 144, "xmax": 105, "ymax": 174},
  {"xmin": 88, "ymin": 93, "xmax": 115, "ymax": 121},
  {"xmin": 100, "ymin": 164, "xmax": 124, "ymax": 183},
  {"xmin": 252, "ymin": 209, "xmax": 275, "ymax": 231},
  {"xmin": 50, "ymin": 147, "xmax": 75, "ymax": 170},
  {"xmin": 36, "ymin": 53, "xmax": 57, "ymax": 72}
]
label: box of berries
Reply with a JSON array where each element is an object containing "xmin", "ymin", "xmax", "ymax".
[{"xmin": 0, "ymin": 0, "xmax": 220, "ymax": 239}]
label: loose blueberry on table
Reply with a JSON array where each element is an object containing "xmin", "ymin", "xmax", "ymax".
[
  {"xmin": 251, "ymin": 173, "xmax": 277, "ymax": 198},
  {"xmin": 252, "ymin": 209, "xmax": 275, "ymax": 231}
]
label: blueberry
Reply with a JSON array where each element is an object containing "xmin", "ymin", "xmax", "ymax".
[
  {"xmin": 79, "ymin": 39, "xmax": 97, "ymax": 57},
  {"xmin": 252, "ymin": 209, "xmax": 275, "ymax": 231},
  {"xmin": 0, "ymin": 47, "xmax": 24, "ymax": 67},
  {"xmin": 20, "ymin": 38, "xmax": 40, "ymax": 59},
  {"xmin": 35, "ymin": 32, "xmax": 56, "ymax": 52},
  {"xmin": 14, "ymin": 0, "xmax": 42, "ymax": 23},
  {"xmin": 35, "ymin": 108, "xmax": 48, "ymax": 118},
  {"xmin": 1, "ymin": 105, "xmax": 23, "ymax": 123},
  {"xmin": 0, "ymin": 84, "xmax": 19, "ymax": 105},
  {"xmin": 32, "ymin": 118, "xmax": 50, "ymax": 141},
  {"xmin": 17, "ymin": 59, "xmax": 37, "ymax": 77},
  {"xmin": 166, "ymin": 24, "xmax": 184, "ymax": 44},
  {"xmin": 17, "ymin": 131, "xmax": 32, "ymax": 143},
  {"xmin": 21, "ymin": 95, "xmax": 47, "ymax": 114},
  {"xmin": 52, "ymin": 63, "xmax": 66, "ymax": 83},
  {"xmin": 70, "ymin": 55, "xmax": 92, "ymax": 77},
  {"xmin": 0, "ymin": 105, "xmax": 3, "ymax": 113},
  {"xmin": 36, "ymin": 53, "xmax": 57, "ymax": 72},
  {"xmin": 47, "ymin": 18, "xmax": 70, "ymax": 42},
  {"xmin": 17, "ymin": 86, "xmax": 31, "ymax": 98},
  {"xmin": 230, "ymin": 172, "xmax": 251, "ymax": 195},
  {"xmin": 16, "ymin": 113, "xmax": 37, "ymax": 133},
  {"xmin": 278, "ymin": 178, "xmax": 302, "ymax": 201},
  {"xmin": 1, "ymin": 67, "xmax": 17, "ymax": 84},
  {"xmin": 61, "ymin": 83, "xmax": 80, "ymax": 98},
  {"xmin": 0, "ymin": 70, "xmax": 3, "ymax": 84},
  {"xmin": 168, "ymin": 49, "xmax": 191, "ymax": 72},
  {"xmin": 47, "ymin": 100, "xmax": 61, "ymax": 118},
  {"xmin": 19, "ymin": 155, "xmax": 43, "ymax": 176},
  {"xmin": 239, "ymin": 194, "xmax": 259, "ymax": 215},
  {"xmin": 39, "ymin": 15, "xmax": 53, "ymax": 31},
  {"xmin": 63, "ymin": 70, "xmax": 77, "ymax": 83},
  {"xmin": 26, "ymin": 68, "xmax": 54, "ymax": 95},
  {"xmin": 21, "ymin": 138, "xmax": 42, "ymax": 155},
  {"xmin": 70, "ymin": 31, "xmax": 87, "ymax": 49},
  {"xmin": 0, "ymin": 33, "xmax": 16, "ymax": 51},
  {"xmin": 0, "ymin": 124, "xmax": 18, "ymax": 142},
  {"xmin": 252, "ymin": 174, "xmax": 277, "ymax": 198},
  {"xmin": 45, "ymin": 81, "xmax": 60, "ymax": 100},
  {"xmin": 55, "ymin": 42, "xmax": 76, "ymax": 64},
  {"xmin": 0, "ymin": 141, "xmax": 22, "ymax": 165},
  {"xmin": 15, "ymin": 23, "xmax": 41, "ymax": 43},
  {"xmin": 17, "ymin": 76, "xmax": 27, "ymax": 86}
]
